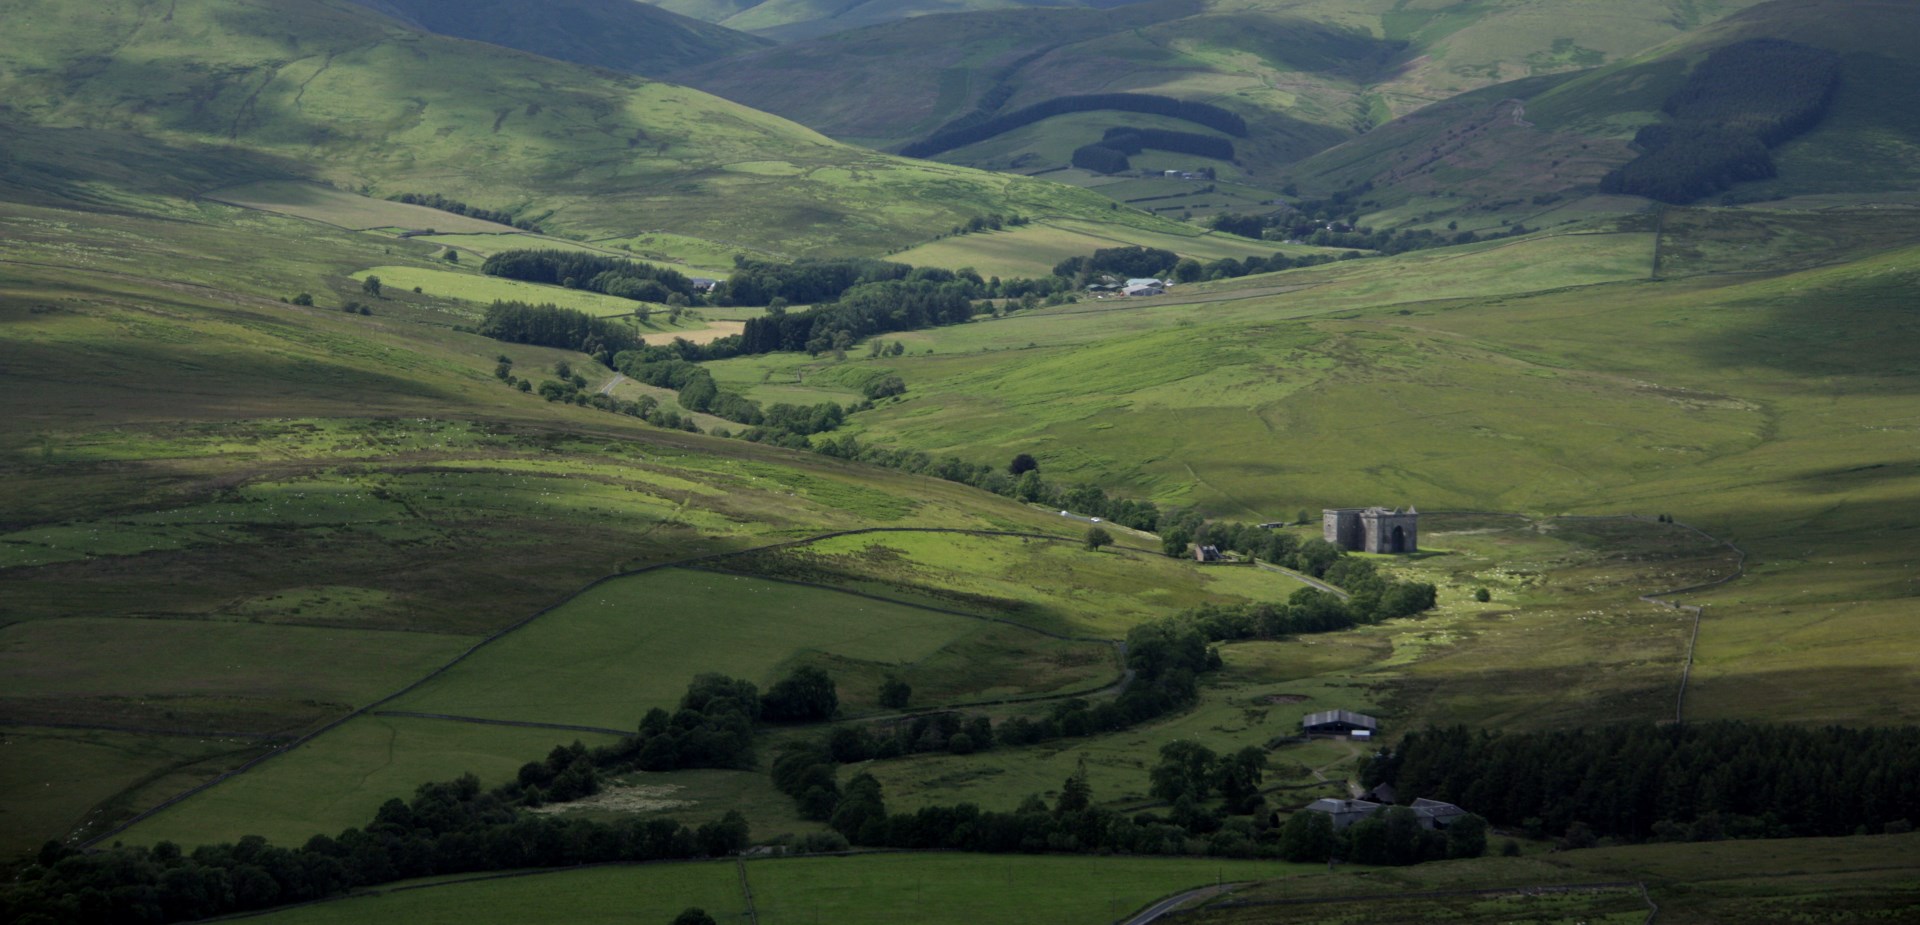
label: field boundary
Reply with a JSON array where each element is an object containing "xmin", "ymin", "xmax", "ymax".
[{"xmin": 80, "ymin": 527, "xmax": 1079, "ymax": 848}]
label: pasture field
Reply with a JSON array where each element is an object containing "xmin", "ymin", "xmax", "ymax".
[
  {"xmin": 243, "ymin": 854, "xmax": 1295, "ymax": 925},
  {"xmin": 387, "ymin": 566, "xmax": 1117, "ymax": 729},
  {"xmin": 348, "ymin": 266, "xmax": 663, "ymax": 318},
  {"xmin": 201, "ymin": 182, "xmax": 522, "ymax": 233},
  {"xmin": 0, "ymin": 727, "xmax": 262, "ymax": 857},
  {"xmin": 410, "ymin": 233, "xmax": 627, "ymax": 259},
  {"xmin": 119, "ymin": 717, "xmax": 627, "ymax": 849}
]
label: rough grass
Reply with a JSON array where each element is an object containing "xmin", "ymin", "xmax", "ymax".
[
  {"xmin": 202, "ymin": 182, "xmax": 521, "ymax": 233},
  {"xmin": 1190, "ymin": 833, "xmax": 1920, "ymax": 925}
]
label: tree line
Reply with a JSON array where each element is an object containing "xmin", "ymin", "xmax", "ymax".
[
  {"xmin": 900, "ymin": 93, "xmax": 1249, "ymax": 159},
  {"xmin": 737, "ymin": 279, "xmax": 977, "ymax": 356},
  {"xmin": 389, "ymin": 192, "xmax": 543, "ymax": 232},
  {"xmin": 478, "ymin": 301, "xmax": 640, "ymax": 359},
  {"xmin": 1363, "ymin": 722, "xmax": 1920, "ymax": 844},
  {"xmin": 1600, "ymin": 39, "xmax": 1840, "ymax": 203},
  {"xmin": 812, "ymin": 434, "xmax": 1163, "ymax": 529},
  {"xmin": 482, "ymin": 250, "xmax": 697, "ymax": 303},
  {"xmin": 612, "ymin": 352, "xmax": 850, "ymax": 437},
  {"xmin": 5, "ymin": 729, "xmax": 755, "ymax": 925}
]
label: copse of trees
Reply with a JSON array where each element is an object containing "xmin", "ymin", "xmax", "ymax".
[
  {"xmin": 390, "ymin": 192, "xmax": 542, "ymax": 231},
  {"xmin": 478, "ymin": 300, "xmax": 640, "ymax": 359},
  {"xmin": 1071, "ymin": 143, "xmax": 1133, "ymax": 174},
  {"xmin": 760, "ymin": 666, "xmax": 839, "ymax": 722},
  {"xmin": 482, "ymin": 250, "xmax": 695, "ymax": 302},
  {"xmin": 738, "ymin": 279, "xmax": 977, "ymax": 356},
  {"xmin": 614, "ymin": 351, "xmax": 847, "ymax": 437},
  {"xmin": 900, "ymin": 93, "xmax": 1249, "ymax": 159},
  {"xmin": 1600, "ymin": 39, "xmax": 1840, "ymax": 204},
  {"xmin": 713, "ymin": 256, "xmax": 914, "ymax": 307},
  {"xmin": 1365, "ymin": 723, "xmax": 1920, "ymax": 844},
  {"xmin": 1054, "ymin": 246, "xmax": 1180, "ymax": 279}
]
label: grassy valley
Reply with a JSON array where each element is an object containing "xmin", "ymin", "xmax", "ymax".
[{"xmin": 5, "ymin": 0, "xmax": 1920, "ymax": 922}]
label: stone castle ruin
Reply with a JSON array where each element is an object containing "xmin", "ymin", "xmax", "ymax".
[{"xmin": 1323, "ymin": 507, "xmax": 1419, "ymax": 553}]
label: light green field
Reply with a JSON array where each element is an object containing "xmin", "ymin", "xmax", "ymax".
[
  {"xmin": 119, "ymin": 716, "xmax": 626, "ymax": 848},
  {"xmin": 202, "ymin": 181, "xmax": 522, "ymax": 233},
  {"xmin": 348, "ymin": 266, "xmax": 668, "ymax": 318},
  {"xmin": 245, "ymin": 854, "xmax": 1296, "ymax": 925},
  {"xmin": 892, "ymin": 219, "xmax": 1316, "ymax": 280}
]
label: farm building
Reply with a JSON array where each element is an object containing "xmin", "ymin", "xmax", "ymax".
[
  {"xmin": 1191, "ymin": 543, "xmax": 1223, "ymax": 562},
  {"xmin": 1299, "ymin": 796, "xmax": 1472, "ymax": 831},
  {"xmin": 1300, "ymin": 798, "xmax": 1384, "ymax": 831},
  {"xmin": 1126, "ymin": 278, "xmax": 1167, "ymax": 288},
  {"xmin": 690, "ymin": 278, "xmax": 719, "ymax": 293},
  {"xmin": 1410, "ymin": 798, "xmax": 1468, "ymax": 829},
  {"xmin": 1323, "ymin": 507, "xmax": 1419, "ymax": 553},
  {"xmin": 1302, "ymin": 709, "xmax": 1379, "ymax": 735},
  {"xmin": 1123, "ymin": 283, "xmax": 1162, "ymax": 297}
]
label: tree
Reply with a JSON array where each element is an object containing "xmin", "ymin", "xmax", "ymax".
[
  {"xmin": 1008, "ymin": 453, "xmax": 1039, "ymax": 475},
  {"xmin": 1474, "ymin": 587, "xmax": 1492, "ymax": 603},
  {"xmin": 1149, "ymin": 740, "xmax": 1218, "ymax": 802},
  {"xmin": 1056, "ymin": 762, "xmax": 1093, "ymax": 815},
  {"xmin": 1447, "ymin": 813, "xmax": 1489, "ymax": 859},
  {"xmin": 291, "ymin": 292, "xmax": 314, "ymax": 306},
  {"xmin": 1279, "ymin": 810, "xmax": 1335, "ymax": 862},
  {"xmin": 761, "ymin": 666, "xmax": 839, "ymax": 722},
  {"xmin": 878, "ymin": 677, "xmax": 911, "ymax": 710},
  {"xmin": 1084, "ymin": 526, "xmax": 1114, "ymax": 552},
  {"xmin": 673, "ymin": 908, "xmax": 719, "ymax": 925},
  {"xmin": 442, "ymin": 249, "xmax": 459, "ymax": 263},
  {"xmin": 362, "ymin": 275, "xmax": 382, "ymax": 297}
]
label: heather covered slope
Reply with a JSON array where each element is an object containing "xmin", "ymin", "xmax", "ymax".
[{"xmin": 0, "ymin": 0, "xmax": 1181, "ymax": 257}]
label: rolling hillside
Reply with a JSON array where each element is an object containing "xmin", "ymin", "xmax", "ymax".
[
  {"xmin": 675, "ymin": 0, "xmax": 1775, "ymax": 177},
  {"xmin": 347, "ymin": 0, "xmax": 772, "ymax": 76},
  {"xmin": 1281, "ymin": 0, "xmax": 1920, "ymax": 226},
  {"xmin": 0, "ymin": 0, "xmax": 1184, "ymax": 257}
]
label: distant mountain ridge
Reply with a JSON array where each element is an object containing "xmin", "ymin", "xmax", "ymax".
[{"xmin": 346, "ymin": 0, "xmax": 771, "ymax": 76}]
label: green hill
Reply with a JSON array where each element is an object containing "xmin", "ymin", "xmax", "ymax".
[
  {"xmin": 347, "ymin": 0, "xmax": 772, "ymax": 76},
  {"xmin": 674, "ymin": 0, "xmax": 1775, "ymax": 178},
  {"xmin": 0, "ymin": 0, "xmax": 1182, "ymax": 257},
  {"xmin": 1282, "ymin": 0, "xmax": 1920, "ymax": 226}
]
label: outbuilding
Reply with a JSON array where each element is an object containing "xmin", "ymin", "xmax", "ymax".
[
  {"xmin": 1300, "ymin": 798, "xmax": 1384, "ymax": 831},
  {"xmin": 1302, "ymin": 709, "xmax": 1380, "ymax": 736}
]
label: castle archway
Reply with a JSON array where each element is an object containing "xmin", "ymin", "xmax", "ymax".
[{"xmin": 1390, "ymin": 525, "xmax": 1407, "ymax": 553}]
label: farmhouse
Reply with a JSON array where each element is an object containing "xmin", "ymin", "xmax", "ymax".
[
  {"xmin": 1302, "ymin": 709, "xmax": 1379, "ymax": 735},
  {"xmin": 690, "ymin": 278, "xmax": 719, "ymax": 293},
  {"xmin": 1323, "ymin": 507, "xmax": 1419, "ymax": 553},
  {"xmin": 1191, "ymin": 543, "xmax": 1223, "ymax": 562},
  {"xmin": 1410, "ymin": 798, "xmax": 1468, "ymax": 829}
]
